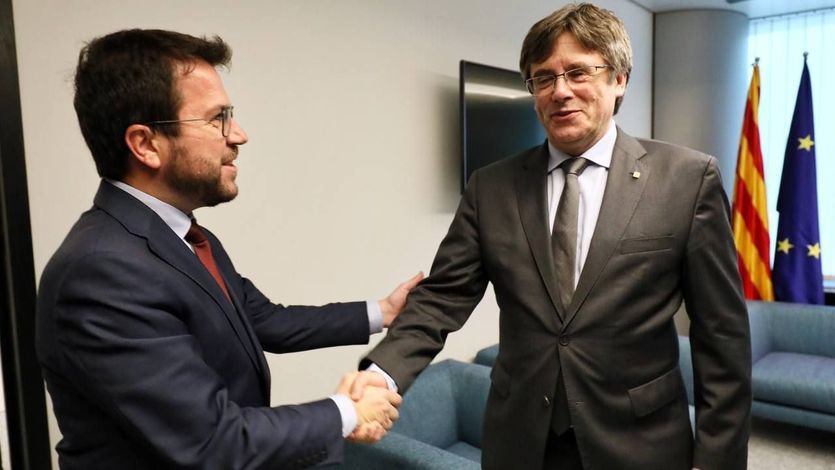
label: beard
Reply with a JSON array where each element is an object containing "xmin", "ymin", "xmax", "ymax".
[{"xmin": 164, "ymin": 143, "xmax": 238, "ymax": 208}]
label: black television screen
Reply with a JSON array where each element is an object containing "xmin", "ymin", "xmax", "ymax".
[{"xmin": 460, "ymin": 60, "xmax": 546, "ymax": 192}]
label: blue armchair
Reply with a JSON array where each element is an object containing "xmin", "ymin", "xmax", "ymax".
[
  {"xmin": 679, "ymin": 300, "xmax": 835, "ymax": 432},
  {"xmin": 340, "ymin": 359, "xmax": 490, "ymax": 469}
]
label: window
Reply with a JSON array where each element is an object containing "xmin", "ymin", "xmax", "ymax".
[{"xmin": 748, "ymin": 8, "xmax": 835, "ymax": 289}]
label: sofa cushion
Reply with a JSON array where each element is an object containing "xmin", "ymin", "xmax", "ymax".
[
  {"xmin": 445, "ymin": 441, "xmax": 481, "ymax": 463},
  {"xmin": 753, "ymin": 352, "xmax": 835, "ymax": 414}
]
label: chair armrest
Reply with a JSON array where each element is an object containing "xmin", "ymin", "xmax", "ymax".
[
  {"xmin": 474, "ymin": 344, "xmax": 498, "ymax": 367},
  {"xmin": 342, "ymin": 431, "xmax": 480, "ymax": 470}
]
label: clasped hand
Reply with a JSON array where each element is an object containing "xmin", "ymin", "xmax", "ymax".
[{"xmin": 336, "ymin": 371, "xmax": 401, "ymax": 443}]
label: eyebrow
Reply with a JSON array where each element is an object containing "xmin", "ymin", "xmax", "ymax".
[{"xmin": 531, "ymin": 69, "xmax": 556, "ymax": 78}]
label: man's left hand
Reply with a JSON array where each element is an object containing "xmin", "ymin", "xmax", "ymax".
[{"xmin": 379, "ymin": 271, "xmax": 424, "ymax": 327}]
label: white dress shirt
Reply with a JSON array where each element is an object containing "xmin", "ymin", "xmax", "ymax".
[{"xmin": 546, "ymin": 120, "xmax": 616, "ymax": 287}]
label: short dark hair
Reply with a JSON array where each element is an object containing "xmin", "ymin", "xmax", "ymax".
[
  {"xmin": 73, "ymin": 29, "xmax": 231, "ymax": 180},
  {"xmin": 520, "ymin": 3, "xmax": 632, "ymax": 113}
]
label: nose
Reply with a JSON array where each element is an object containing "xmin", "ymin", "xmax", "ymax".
[
  {"xmin": 227, "ymin": 118, "xmax": 248, "ymax": 145},
  {"xmin": 550, "ymin": 75, "xmax": 574, "ymax": 101}
]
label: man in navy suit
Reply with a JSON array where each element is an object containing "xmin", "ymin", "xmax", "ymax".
[{"xmin": 36, "ymin": 29, "xmax": 419, "ymax": 469}]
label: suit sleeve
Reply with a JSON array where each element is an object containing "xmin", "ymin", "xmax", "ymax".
[
  {"xmin": 205, "ymin": 230, "xmax": 371, "ymax": 354},
  {"xmin": 52, "ymin": 251, "xmax": 344, "ymax": 470},
  {"xmin": 362, "ymin": 170, "xmax": 490, "ymax": 392},
  {"xmin": 682, "ymin": 157, "xmax": 752, "ymax": 470},
  {"xmin": 239, "ymin": 277, "xmax": 370, "ymax": 354}
]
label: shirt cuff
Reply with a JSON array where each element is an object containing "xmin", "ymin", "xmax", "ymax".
[
  {"xmin": 366, "ymin": 300, "xmax": 383, "ymax": 334},
  {"xmin": 329, "ymin": 394, "xmax": 357, "ymax": 438},
  {"xmin": 366, "ymin": 363, "xmax": 398, "ymax": 392}
]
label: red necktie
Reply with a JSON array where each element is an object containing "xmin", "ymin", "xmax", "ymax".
[{"xmin": 185, "ymin": 222, "xmax": 231, "ymax": 302}]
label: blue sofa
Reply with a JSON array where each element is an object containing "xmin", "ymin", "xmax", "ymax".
[
  {"xmin": 340, "ymin": 359, "xmax": 489, "ymax": 469},
  {"xmin": 679, "ymin": 300, "xmax": 835, "ymax": 432}
]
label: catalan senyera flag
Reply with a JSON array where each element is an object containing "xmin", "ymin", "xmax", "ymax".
[{"xmin": 732, "ymin": 62, "xmax": 773, "ymax": 300}]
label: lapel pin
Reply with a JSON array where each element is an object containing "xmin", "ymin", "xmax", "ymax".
[{"xmin": 631, "ymin": 171, "xmax": 641, "ymax": 179}]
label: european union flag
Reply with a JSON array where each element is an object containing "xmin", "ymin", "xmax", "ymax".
[{"xmin": 772, "ymin": 56, "xmax": 824, "ymax": 304}]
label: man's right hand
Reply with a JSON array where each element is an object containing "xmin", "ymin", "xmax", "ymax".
[
  {"xmin": 349, "ymin": 386, "xmax": 401, "ymax": 443},
  {"xmin": 349, "ymin": 370, "xmax": 391, "ymax": 400}
]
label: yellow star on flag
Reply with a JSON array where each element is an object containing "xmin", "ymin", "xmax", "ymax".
[
  {"xmin": 807, "ymin": 243, "xmax": 821, "ymax": 259},
  {"xmin": 797, "ymin": 134, "xmax": 815, "ymax": 151},
  {"xmin": 777, "ymin": 238, "xmax": 794, "ymax": 254}
]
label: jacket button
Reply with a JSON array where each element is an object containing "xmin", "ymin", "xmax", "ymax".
[
  {"xmin": 559, "ymin": 334, "xmax": 570, "ymax": 346},
  {"xmin": 544, "ymin": 395, "xmax": 551, "ymax": 407}
]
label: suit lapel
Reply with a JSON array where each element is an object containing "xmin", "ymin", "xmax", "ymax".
[
  {"xmin": 94, "ymin": 182, "xmax": 265, "ymax": 375},
  {"xmin": 562, "ymin": 129, "xmax": 649, "ymax": 327},
  {"xmin": 516, "ymin": 144, "xmax": 563, "ymax": 331},
  {"xmin": 145, "ymin": 235, "xmax": 265, "ymax": 374},
  {"xmin": 214, "ymin": 252, "xmax": 272, "ymax": 398}
]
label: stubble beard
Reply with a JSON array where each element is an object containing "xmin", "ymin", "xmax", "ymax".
[{"xmin": 166, "ymin": 143, "xmax": 238, "ymax": 209}]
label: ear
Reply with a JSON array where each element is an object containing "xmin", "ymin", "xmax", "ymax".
[
  {"xmin": 124, "ymin": 124, "xmax": 164, "ymax": 170},
  {"xmin": 615, "ymin": 72, "xmax": 629, "ymax": 97}
]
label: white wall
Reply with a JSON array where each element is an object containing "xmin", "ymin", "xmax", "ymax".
[{"xmin": 14, "ymin": 0, "xmax": 652, "ymax": 461}]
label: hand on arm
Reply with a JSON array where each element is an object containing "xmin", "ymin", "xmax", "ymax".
[{"xmin": 378, "ymin": 271, "xmax": 424, "ymax": 327}]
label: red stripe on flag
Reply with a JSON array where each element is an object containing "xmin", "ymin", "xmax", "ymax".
[
  {"xmin": 737, "ymin": 251, "xmax": 765, "ymax": 300},
  {"xmin": 734, "ymin": 176, "xmax": 771, "ymax": 263}
]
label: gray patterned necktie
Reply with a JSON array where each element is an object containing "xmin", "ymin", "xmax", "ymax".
[{"xmin": 551, "ymin": 157, "xmax": 590, "ymax": 313}]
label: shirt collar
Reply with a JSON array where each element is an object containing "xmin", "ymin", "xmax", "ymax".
[
  {"xmin": 105, "ymin": 179, "xmax": 193, "ymax": 240},
  {"xmin": 547, "ymin": 120, "xmax": 617, "ymax": 173}
]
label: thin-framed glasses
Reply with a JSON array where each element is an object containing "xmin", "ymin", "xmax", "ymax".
[
  {"xmin": 524, "ymin": 65, "xmax": 611, "ymax": 95},
  {"xmin": 146, "ymin": 106, "xmax": 234, "ymax": 137}
]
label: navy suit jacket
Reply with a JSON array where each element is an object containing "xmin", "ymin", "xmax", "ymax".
[{"xmin": 36, "ymin": 181, "xmax": 370, "ymax": 469}]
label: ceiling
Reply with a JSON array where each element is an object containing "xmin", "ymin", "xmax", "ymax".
[{"xmin": 630, "ymin": 0, "xmax": 835, "ymax": 18}]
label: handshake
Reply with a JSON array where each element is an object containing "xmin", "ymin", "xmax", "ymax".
[{"xmin": 336, "ymin": 370, "xmax": 401, "ymax": 444}]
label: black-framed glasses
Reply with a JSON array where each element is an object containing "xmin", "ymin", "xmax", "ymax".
[
  {"xmin": 525, "ymin": 65, "xmax": 611, "ymax": 95},
  {"xmin": 146, "ymin": 106, "xmax": 234, "ymax": 137}
]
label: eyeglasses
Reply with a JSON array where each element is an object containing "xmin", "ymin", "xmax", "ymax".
[
  {"xmin": 146, "ymin": 106, "xmax": 234, "ymax": 137},
  {"xmin": 525, "ymin": 65, "xmax": 611, "ymax": 95}
]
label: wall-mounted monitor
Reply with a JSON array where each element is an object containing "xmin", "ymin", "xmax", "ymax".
[{"xmin": 459, "ymin": 60, "xmax": 546, "ymax": 192}]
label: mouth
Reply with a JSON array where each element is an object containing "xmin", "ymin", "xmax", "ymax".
[
  {"xmin": 550, "ymin": 109, "xmax": 580, "ymax": 120},
  {"xmin": 222, "ymin": 150, "xmax": 238, "ymax": 168},
  {"xmin": 221, "ymin": 156, "xmax": 238, "ymax": 176}
]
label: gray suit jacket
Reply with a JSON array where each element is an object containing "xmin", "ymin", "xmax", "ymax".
[{"xmin": 364, "ymin": 128, "xmax": 751, "ymax": 469}]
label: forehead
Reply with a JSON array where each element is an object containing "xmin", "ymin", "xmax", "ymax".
[
  {"xmin": 174, "ymin": 60, "xmax": 230, "ymax": 113},
  {"xmin": 531, "ymin": 31, "xmax": 605, "ymax": 71}
]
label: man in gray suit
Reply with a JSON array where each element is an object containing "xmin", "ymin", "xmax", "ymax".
[{"xmin": 353, "ymin": 3, "xmax": 751, "ymax": 469}]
